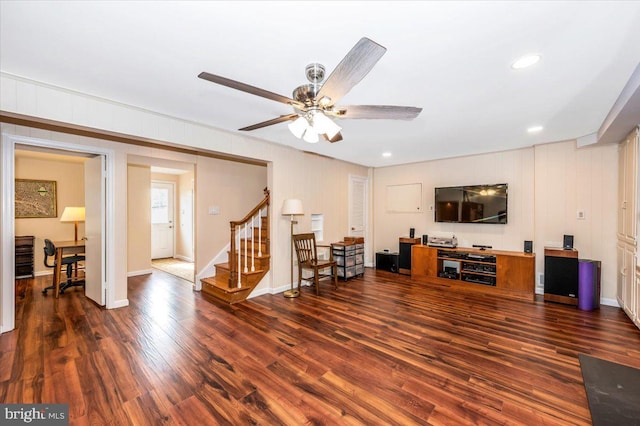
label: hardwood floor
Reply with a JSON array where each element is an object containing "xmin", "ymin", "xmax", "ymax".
[{"xmin": 2, "ymin": 269, "xmax": 640, "ymax": 425}]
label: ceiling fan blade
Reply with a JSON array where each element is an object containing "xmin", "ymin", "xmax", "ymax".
[
  {"xmin": 316, "ymin": 37, "xmax": 387, "ymax": 106},
  {"xmin": 333, "ymin": 105, "xmax": 422, "ymax": 120},
  {"xmin": 323, "ymin": 132, "xmax": 343, "ymax": 143},
  {"xmin": 239, "ymin": 114, "xmax": 299, "ymax": 131},
  {"xmin": 198, "ymin": 72, "xmax": 304, "ymax": 108}
]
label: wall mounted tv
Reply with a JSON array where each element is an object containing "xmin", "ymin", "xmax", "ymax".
[{"xmin": 434, "ymin": 184, "xmax": 508, "ymax": 224}]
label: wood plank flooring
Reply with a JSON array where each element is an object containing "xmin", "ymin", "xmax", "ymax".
[{"xmin": 2, "ymin": 269, "xmax": 640, "ymax": 425}]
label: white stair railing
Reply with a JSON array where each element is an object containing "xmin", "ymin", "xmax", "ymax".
[
  {"xmin": 258, "ymin": 207, "xmax": 263, "ymax": 258},
  {"xmin": 237, "ymin": 228, "xmax": 242, "ymax": 288}
]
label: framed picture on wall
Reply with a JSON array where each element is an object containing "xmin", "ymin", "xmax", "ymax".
[{"xmin": 15, "ymin": 179, "xmax": 58, "ymax": 218}]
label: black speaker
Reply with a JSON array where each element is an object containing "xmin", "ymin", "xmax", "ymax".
[
  {"xmin": 422, "ymin": 234, "xmax": 428, "ymax": 245},
  {"xmin": 563, "ymin": 235, "xmax": 574, "ymax": 250},
  {"xmin": 376, "ymin": 252, "xmax": 398, "ymax": 273},
  {"xmin": 524, "ymin": 240, "xmax": 533, "ymax": 253},
  {"xmin": 409, "ymin": 228, "xmax": 415, "ymax": 238}
]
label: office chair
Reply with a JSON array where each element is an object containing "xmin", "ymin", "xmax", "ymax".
[{"xmin": 42, "ymin": 239, "xmax": 86, "ymax": 294}]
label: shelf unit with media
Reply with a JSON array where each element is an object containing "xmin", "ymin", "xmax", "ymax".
[
  {"xmin": 412, "ymin": 245, "xmax": 535, "ymax": 301},
  {"xmin": 15, "ymin": 235, "xmax": 35, "ymax": 279}
]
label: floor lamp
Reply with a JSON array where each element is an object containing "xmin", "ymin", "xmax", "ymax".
[{"xmin": 282, "ymin": 199, "xmax": 304, "ymax": 298}]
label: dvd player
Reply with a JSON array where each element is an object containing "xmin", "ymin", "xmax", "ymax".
[{"xmin": 428, "ymin": 235, "xmax": 458, "ymax": 248}]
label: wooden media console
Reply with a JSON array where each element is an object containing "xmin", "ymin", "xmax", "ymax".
[{"xmin": 411, "ymin": 245, "xmax": 536, "ymax": 301}]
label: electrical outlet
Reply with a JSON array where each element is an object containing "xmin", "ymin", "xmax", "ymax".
[{"xmin": 577, "ymin": 210, "xmax": 586, "ymax": 220}]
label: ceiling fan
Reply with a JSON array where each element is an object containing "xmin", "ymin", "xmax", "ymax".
[{"xmin": 198, "ymin": 37, "xmax": 422, "ymax": 143}]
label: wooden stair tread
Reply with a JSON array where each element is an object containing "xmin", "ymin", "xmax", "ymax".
[
  {"xmin": 215, "ymin": 263, "xmax": 267, "ymax": 275},
  {"xmin": 200, "ymin": 277, "xmax": 252, "ymax": 293}
]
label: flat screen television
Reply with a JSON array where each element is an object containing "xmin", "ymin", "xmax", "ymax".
[{"xmin": 435, "ymin": 184, "xmax": 508, "ymax": 224}]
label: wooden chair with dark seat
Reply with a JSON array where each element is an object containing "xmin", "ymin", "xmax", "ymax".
[
  {"xmin": 292, "ymin": 233, "xmax": 338, "ymax": 295},
  {"xmin": 42, "ymin": 239, "xmax": 85, "ymax": 295}
]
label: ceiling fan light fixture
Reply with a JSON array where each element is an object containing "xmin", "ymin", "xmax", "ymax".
[
  {"xmin": 312, "ymin": 111, "xmax": 342, "ymax": 139},
  {"xmin": 318, "ymin": 96, "xmax": 332, "ymax": 107},
  {"xmin": 199, "ymin": 37, "xmax": 421, "ymax": 143},
  {"xmin": 288, "ymin": 116, "xmax": 309, "ymax": 138},
  {"xmin": 302, "ymin": 128, "xmax": 319, "ymax": 143}
]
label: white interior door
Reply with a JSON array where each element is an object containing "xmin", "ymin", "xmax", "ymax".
[
  {"xmin": 84, "ymin": 155, "xmax": 105, "ymax": 305},
  {"xmin": 151, "ymin": 181, "xmax": 174, "ymax": 259},
  {"xmin": 349, "ymin": 175, "xmax": 367, "ymax": 237}
]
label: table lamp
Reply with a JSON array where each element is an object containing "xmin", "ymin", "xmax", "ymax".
[
  {"xmin": 60, "ymin": 206, "xmax": 85, "ymax": 242},
  {"xmin": 281, "ymin": 199, "xmax": 304, "ymax": 298}
]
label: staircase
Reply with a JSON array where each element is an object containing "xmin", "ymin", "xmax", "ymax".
[{"xmin": 200, "ymin": 189, "xmax": 270, "ymax": 304}]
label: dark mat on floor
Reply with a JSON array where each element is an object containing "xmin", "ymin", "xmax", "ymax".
[{"xmin": 579, "ymin": 354, "xmax": 640, "ymax": 426}]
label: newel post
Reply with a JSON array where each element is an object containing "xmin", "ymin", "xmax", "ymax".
[{"xmin": 229, "ymin": 223, "xmax": 237, "ymax": 288}]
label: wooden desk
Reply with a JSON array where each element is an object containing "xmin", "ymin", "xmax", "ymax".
[{"xmin": 52, "ymin": 240, "xmax": 85, "ymax": 298}]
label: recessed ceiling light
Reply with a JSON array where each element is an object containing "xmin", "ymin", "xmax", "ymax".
[
  {"xmin": 512, "ymin": 54, "xmax": 541, "ymax": 70},
  {"xmin": 382, "ymin": 152, "xmax": 392, "ymax": 157},
  {"xmin": 527, "ymin": 125, "xmax": 543, "ymax": 133}
]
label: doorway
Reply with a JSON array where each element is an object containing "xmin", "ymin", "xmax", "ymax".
[
  {"xmin": 150, "ymin": 179, "xmax": 196, "ymax": 282},
  {"xmin": 1, "ymin": 135, "xmax": 114, "ymax": 333},
  {"xmin": 147, "ymin": 165, "xmax": 195, "ymax": 283}
]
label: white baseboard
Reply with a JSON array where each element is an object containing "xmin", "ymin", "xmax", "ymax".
[
  {"xmin": 127, "ymin": 269, "xmax": 153, "ymax": 277},
  {"xmin": 247, "ymin": 286, "xmax": 273, "ymax": 298},
  {"xmin": 174, "ymin": 255, "xmax": 194, "ymax": 262},
  {"xmin": 34, "ymin": 270, "xmax": 53, "ymax": 277},
  {"xmin": 247, "ymin": 281, "xmax": 311, "ymax": 299},
  {"xmin": 600, "ymin": 297, "xmax": 619, "ymax": 307},
  {"xmin": 110, "ymin": 299, "xmax": 129, "ymax": 309}
]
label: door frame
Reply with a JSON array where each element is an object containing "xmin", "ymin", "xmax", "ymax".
[
  {"xmin": 1, "ymin": 134, "xmax": 115, "ymax": 333},
  {"xmin": 151, "ymin": 179, "xmax": 176, "ymax": 259}
]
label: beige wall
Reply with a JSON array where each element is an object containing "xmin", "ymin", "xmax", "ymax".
[
  {"xmin": 127, "ymin": 164, "xmax": 151, "ymax": 274},
  {"xmin": 195, "ymin": 156, "xmax": 267, "ymax": 274},
  {"xmin": 534, "ymin": 140, "xmax": 618, "ymax": 300},
  {"xmin": 15, "ymin": 153, "xmax": 86, "ymax": 275}
]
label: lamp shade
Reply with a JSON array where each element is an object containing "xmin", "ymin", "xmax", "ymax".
[
  {"xmin": 281, "ymin": 199, "xmax": 304, "ymax": 216},
  {"xmin": 60, "ymin": 206, "xmax": 85, "ymax": 222},
  {"xmin": 312, "ymin": 111, "xmax": 342, "ymax": 139},
  {"xmin": 288, "ymin": 116, "xmax": 309, "ymax": 139},
  {"xmin": 302, "ymin": 128, "xmax": 319, "ymax": 143}
]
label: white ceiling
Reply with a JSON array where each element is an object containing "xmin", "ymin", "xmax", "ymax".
[{"xmin": 2, "ymin": 1, "xmax": 640, "ymax": 167}]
